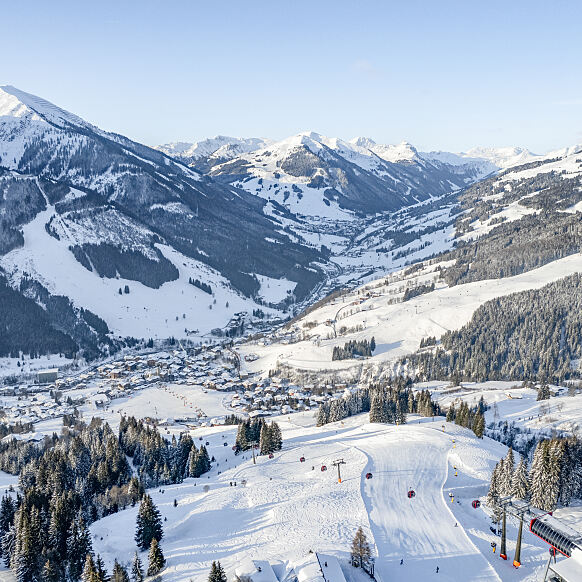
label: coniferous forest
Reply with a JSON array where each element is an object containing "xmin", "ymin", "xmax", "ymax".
[
  {"xmin": 0, "ymin": 415, "xmax": 212, "ymax": 581},
  {"xmin": 315, "ymin": 380, "xmax": 441, "ymax": 427},
  {"xmin": 487, "ymin": 438, "xmax": 582, "ymax": 516},
  {"xmin": 407, "ymin": 273, "xmax": 582, "ymax": 383}
]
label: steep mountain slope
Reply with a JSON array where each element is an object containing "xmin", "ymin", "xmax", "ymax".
[{"xmin": 0, "ymin": 86, "xmax": 326, "ymax": 359}]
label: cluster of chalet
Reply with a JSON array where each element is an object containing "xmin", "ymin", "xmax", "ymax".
[
  {"xmin": 230, "ymin": 377, "xmax": 343, "ymax": 417},
  {"xmin": 0, "ymin": 342, "xmax": 351, "ymax": 440}
]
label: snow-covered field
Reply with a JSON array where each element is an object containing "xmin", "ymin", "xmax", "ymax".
[{"xmin": 88, "ymin": 412, "xmax": 562, "ymax": 582}]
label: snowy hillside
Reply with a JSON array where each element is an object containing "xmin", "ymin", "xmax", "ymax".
[
  {"xmin": 238, "ymin": 252, "xmax": 582, "ymax": 381},
  {"xmin": 84, "ymin": 411, "xmax": 558, "ymax": 582}
]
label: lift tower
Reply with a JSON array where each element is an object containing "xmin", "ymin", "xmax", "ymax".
[{"xmin": 332, "ymin": 459, "xmax": 346, "ymax": 483}]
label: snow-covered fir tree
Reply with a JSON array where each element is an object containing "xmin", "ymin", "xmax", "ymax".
[
  {"xmin": 147, "ymin": 538, "xmax": 166, "ymax": 576},
  {"xmin": 135, "ymin": 495, "xmax": 163, "ymax": 550}
]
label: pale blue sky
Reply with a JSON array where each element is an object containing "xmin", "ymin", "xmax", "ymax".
[{"xmin": 3, "ymin": 0, "xmax": 582, "ymax": 152}]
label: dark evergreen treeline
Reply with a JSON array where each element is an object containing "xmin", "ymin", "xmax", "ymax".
[
  {"xmin": 234, "ymin": 418, "xmax": 282, "ymax": 455},
  {"xmin": 316, "ymin": 389, "xmax": 371, "ymax": 426},
  {"xmin": 119, "ymin": 416, "xmax": 211, "ymax": 484},
  {"xmin": 332, "ymin": 338, "xmax": 376, "ymax": 361},
  {"xmin": 223, "ymin": 414, "xmax": 243, "ymax": 426},
  {"xmin": 316, "ymin": 381, "xmax": 441, "ymax": 427},
  {"xmin": 189, "ymin": 278, "xmax": 212, "ymax": 295},
  {"xmin": 445, "ymin": 397, "xmax": 486, "ymax": 438},
  {"xmin": 71, "ymin": 243, "xmax": 179, "ymax": 289},
  {"xmin": 407, "ymin": 273, "xmax": 582, "ymax": 383},
  {"xmin": 0, "ymin": 270, "xmax": 124, "ymax": 361},
  {"xmin": 487, "ymin": 438, "xmax": 582, "ymax": 516},
  {"xmin": 403, "ymin": 282, "xmax": 434, "ymax": 301},
  {"xmin": 0, "ymin": 275, "xmax": 77, "ymax": 359}
]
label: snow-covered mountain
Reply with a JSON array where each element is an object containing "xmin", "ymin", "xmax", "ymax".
[
  {"xmin": 156, "ymin": 136, "xmax": 273, "ymax": 171},
  {"xmin": 205, "ymin": 131, "xmax": 488, "ymax": 217},
  {"xmin": 240, "ymin": 143, "xmax": 582, "ymax": 385},
  {"xmin": 0, "ymin": 86, "xmax": 326, "ymax": 359},
  {"xmin": 160, "ymin": 131, "xmax": 547, "ymax": 218}
]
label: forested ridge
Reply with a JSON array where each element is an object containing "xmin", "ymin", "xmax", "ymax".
[{"xmin": 408, "ymin": 273, "xmax": 582, "ymax": 383}]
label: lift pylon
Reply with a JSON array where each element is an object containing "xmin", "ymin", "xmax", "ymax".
[{"xmin": 332, "ymin": 458, "xmax": 346, "ymax": 483}]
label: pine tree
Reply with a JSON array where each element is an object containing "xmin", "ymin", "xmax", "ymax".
[
  {"xmin": 446, "ymin": 404, "xmax": 455, "ymax": 423},
  {"xmin": 259, "ymin": 424, "xmax": 273, "ymax": 455},
  {"xmin": 235, "ymin": 422, "xmax": 249, "ymax": 452},
  {"xmin": 500, "ymin": 448, "xmax": 514, "ymax": 495},
  {"xmin": 130, "ymin": 552, "xmax": 144, "ymax": 582},
  {"xmin": 68, "ymin": 515, "xmax": 93, "ymax": 581},
  {"xmin": 486, "ymin": 461, "xmax": 502, "ymax": 522},
  {"xmin": 316, "ymin": 404, "xmax": 329, "ymax": 427},
  {"xmin": 530, "ymin": 440, "xmax": 551, "ymax": 510},
  {"xmin": 270, "ymin": 422, "xmax": 283, "ymax": 451},
  {"xmin": 95, "ymin": 555, "xmax": 108, "ymax": 582},
  {"xmin": 208, "ymin": 560, "xmax": 227, "ymax": 582},
  {"xmin": 14, "ymin": 509, "xmax": 40, "ymax": 582},
  {"xmin": 473, "ymin": 412, "xmax": 485, "ymax": 438},
  {"xmin": 135, "ymin": 495, "xmax": 163, "ymax": 550},
  {"xmin": 111, "ymin": 560, "xmax": 130, "ymax": 582},
  {"xmin": 190, "ymin": 446, "xmax": 211, "ymax": 478},
  {"xmin": 0, "ymin": 495, "xmax": 15, "ymax": 537},
  {"xmin": 369, "ymin": 392, "xmax": 387, "ymax": 423},
  {"xmin": 2, "ymin": 526, "xmax": 15, "ymax": 568},
  {"xmin": 146, "ymin": 538, "xmax": 165, "ymax": 576},
  {"xmin": 42, "ymin": 559, "xmax": 60, "ymax": 582},
  {"xmin": 350, "ymin": 526, "xmax": 371, "ymax": 568},
  {"xmin": 547, "ymin": 440, "xmax": 563, "ymax": 511},
  {"xmin": 511, "ymin": 458, "xmax": 529, "ymax": 500},
  {"xmin": 537, "ymin": 383, "xmax": 550, "ymax": 401},
  {"xmin": 82, "ymin": 554, "xmax": 97, "ymax": 582}
]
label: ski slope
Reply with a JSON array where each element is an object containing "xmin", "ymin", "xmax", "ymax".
[
  {"xmin": 360, "ymin": 425, "xmax": 499, "ymax": 581},
  {"xmin": 89, "ymin": 413, "xmax": 555, "ymax": 582}
]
